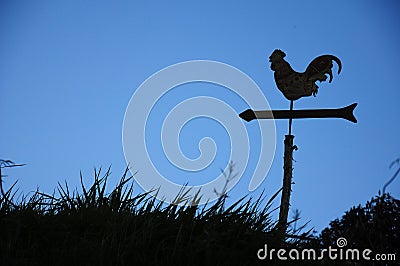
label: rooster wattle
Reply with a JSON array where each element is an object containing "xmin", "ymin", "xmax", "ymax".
[{"xmin": 269, "ymin": 49, "xmax": 342, "ymax": 101}]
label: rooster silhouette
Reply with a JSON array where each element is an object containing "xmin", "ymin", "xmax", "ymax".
[{"xmin": 269, "ymin": 49, "xmax": 342, "ymax": 101}]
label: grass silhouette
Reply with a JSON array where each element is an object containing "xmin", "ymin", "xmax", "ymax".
[
  {"xmin": 0, "ymin": 166, "xmax": 317, "ymax": 265},
  {"xmin": 2, "ymin": 164, "xmax": 398, "ymax": 265}
]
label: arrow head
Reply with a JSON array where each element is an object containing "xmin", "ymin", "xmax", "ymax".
[{"xmin": 239, "ymin": 109, "xmax": 256, "ymax": 122}]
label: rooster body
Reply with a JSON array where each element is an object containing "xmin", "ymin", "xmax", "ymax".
[{"xmin": 269, "ymin": 50, "xmax": 342, "ymax": 101}]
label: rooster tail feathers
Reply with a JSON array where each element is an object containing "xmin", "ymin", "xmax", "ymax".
[
  {"xmin": 331, "ymin": 55, "xmax": 342, "ymax": 74},
  {"xmin": 305, "ymin": 55, "xmax": 342, "ymax": 83}
]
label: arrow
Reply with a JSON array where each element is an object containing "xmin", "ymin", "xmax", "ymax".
[{"xmin": 239, "ymin": 103, "xmax": 358, "ymax": 123}]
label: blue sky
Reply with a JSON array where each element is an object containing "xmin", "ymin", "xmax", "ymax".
[{"xmin": 1, "ymin": 1, "xmax": 399, "ymax": 232}]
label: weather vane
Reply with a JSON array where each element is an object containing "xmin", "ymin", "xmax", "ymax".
[{"xmin": 239, "ymin": 49, "xmax": 358, "ymax": 240}]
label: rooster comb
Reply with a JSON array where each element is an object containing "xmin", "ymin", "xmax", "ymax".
[{"xmin": 270, "ymin": 49, "xmax": 286, "ymax": 59}]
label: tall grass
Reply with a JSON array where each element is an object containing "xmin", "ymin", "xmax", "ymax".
[{"xmin": 0, "ymin": 167, "xmax": 315, "ymax": 265}]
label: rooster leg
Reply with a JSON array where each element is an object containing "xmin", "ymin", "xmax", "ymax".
[{"xmin": 312, "ymin": 84, "xmax": 319, "ymax": 96}]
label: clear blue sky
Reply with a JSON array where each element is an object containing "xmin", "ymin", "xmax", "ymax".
[{"xmin": 1, "ymin": 1, "xmax": 399, "ymax": 232}]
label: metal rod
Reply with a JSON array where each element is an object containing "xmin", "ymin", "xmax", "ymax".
[{"xmin": 288, "ymin": 100, "xmax": 293, "ymax": 135}]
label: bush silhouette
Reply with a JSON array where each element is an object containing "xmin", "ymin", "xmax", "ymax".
[{"xmin": 320, "ymin": 193, "xmax": 400, "ymax": 254}]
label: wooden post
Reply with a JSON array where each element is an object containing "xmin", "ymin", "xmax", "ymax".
[{"xmin": 278, "ymin": 134, "xmax": 295, "ymax": 239}]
